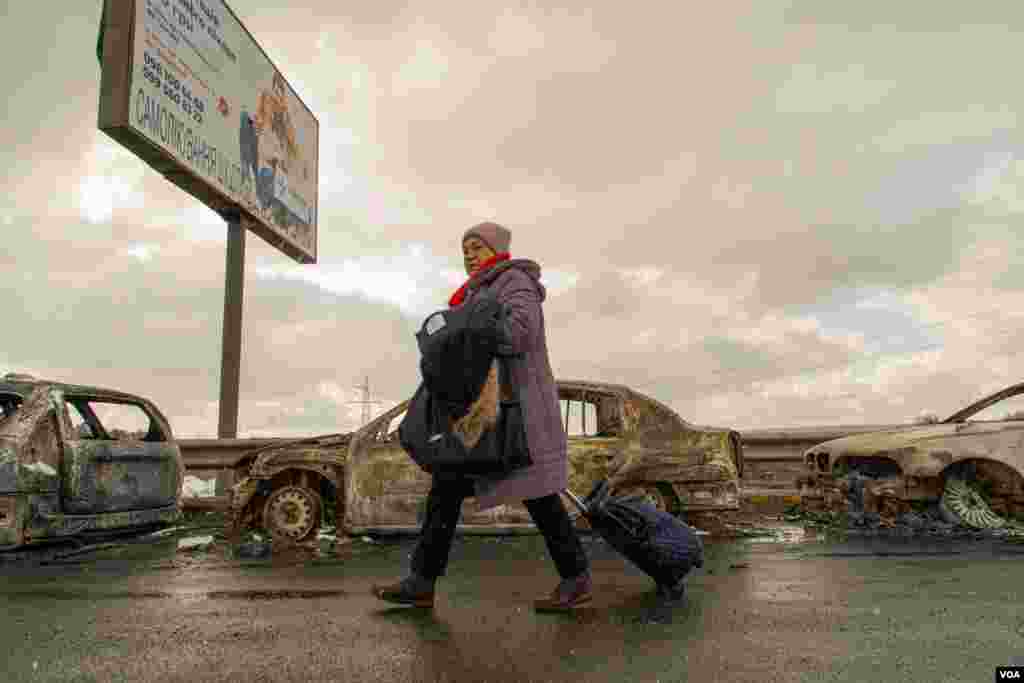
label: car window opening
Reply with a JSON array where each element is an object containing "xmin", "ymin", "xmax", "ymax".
[
  {"xmin": 562, "ymin": 399, "xmax": 600, "ymax": 437},
  {"xmin": 66, "ymin": 398, "xmax": 167, "ymax": 442},
  {"xmin": 0, "ymin": 393, "xmax": 23, "ymax": 424}
]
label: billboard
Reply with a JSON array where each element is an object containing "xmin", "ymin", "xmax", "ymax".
[{"xmin": 98, "ymin": 0, "xmax": 319, "ymax": 264}]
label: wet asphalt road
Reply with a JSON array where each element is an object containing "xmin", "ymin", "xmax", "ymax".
[{"xmin": 4, "ymin": 527, "xmax": 1024, "ymax": 683}]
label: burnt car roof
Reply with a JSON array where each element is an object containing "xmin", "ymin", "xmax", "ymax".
[
  {"xmin": 556, "ymin": 379, "xmax": 740, "ymax": 433},
  {"xmin": 0, "ymin": 376, "xmax": 152, "ymax": 403}
]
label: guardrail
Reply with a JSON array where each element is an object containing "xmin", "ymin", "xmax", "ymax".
[
  {"xmin": 179, "ymin": 438, "xmax": 290, "ymax": 510},
  {"xmin": 178, "ymin": 437, "xmax": 291, "ymax": 472}
]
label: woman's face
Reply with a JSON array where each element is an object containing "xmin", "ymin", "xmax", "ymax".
[{"xmin": 463, "ymin": 237, "xmax": 495, "ymax": 275}]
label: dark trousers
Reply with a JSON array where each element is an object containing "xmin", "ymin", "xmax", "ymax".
[{"xmin": 410, "ymin": 473, "xmax": 589, "ymax": 580}]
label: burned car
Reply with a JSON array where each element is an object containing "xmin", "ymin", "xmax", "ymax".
[
  {"xmin": 227, "ymin": 432, "xmax": 350, "ymax": 543},
  {"xmin": 342, "ymin": 379, "xmax": 744, "ymax": 535},
  {"xmin": 0, "ymin": 373, "xmax": 184, "ymax": 550},
  {"xmin": 801, "ymin": 381, "xmax": 1024, "ymax": 529}
]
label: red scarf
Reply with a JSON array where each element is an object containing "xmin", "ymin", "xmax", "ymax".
[{"xmin": 448, "ymin": 252, "xmax": 510, "ymax": 307}]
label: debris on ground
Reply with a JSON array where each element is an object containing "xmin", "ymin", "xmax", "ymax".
[
  {"xmin": 783, "ymin": 496, "xmax": 1024, "ymax": 540},
  {"xmin": 782, "ymin": 507, "xmax": 849, "ymax": 529},
  {"xmin": 145, "ymin": 526, "xmax": 188, "ymax": 539},
  {"xmin": 236, "ymin": 542, "xmax": 272, "ymax": 559},
  {"xmin": 181, "ymin": 510, "xmax": 229, "ymax": 529}
]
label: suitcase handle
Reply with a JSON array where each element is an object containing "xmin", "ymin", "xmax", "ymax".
[{"xmin": 562, "ymin": 489, "xmax": 587, "ymax": 518}]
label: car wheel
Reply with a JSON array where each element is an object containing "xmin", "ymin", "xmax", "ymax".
[
  {"xmin": 262, "ymin": 485, "xmax": 322, "ymax": 543},
  {"xmin": 939, "ymin": 477, "xmax": 1006, "ymax": 530}
]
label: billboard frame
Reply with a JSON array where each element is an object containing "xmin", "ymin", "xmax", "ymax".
[{"xmin": 97, "ymin": 0, "xmax": 319, "ymax": 265}]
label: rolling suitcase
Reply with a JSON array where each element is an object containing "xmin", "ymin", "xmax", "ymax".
[{"xmin": 564, "ymin": 479, "xmax": 704, "ymax": 602}]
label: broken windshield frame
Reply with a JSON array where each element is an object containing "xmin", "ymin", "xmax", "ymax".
[{"xmin": 943, "ymin": 382, "xmax": 1024, "ymax": 424}]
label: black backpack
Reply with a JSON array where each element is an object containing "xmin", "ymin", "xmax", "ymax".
[{"xmin": 398, "ymin": 296, "xmax": 532, "ymax": 476}]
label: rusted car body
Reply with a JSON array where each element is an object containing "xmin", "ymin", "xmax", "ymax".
[
  {"xmin": 0, "ymin": 374, "xmax": 184, "ymax": 550},
  {"xmin": 342, "ymin": 379, "xmax": 744, "ymax": 535},
  {"xmin": 800, "ymin": 381, "xmax": 1024, "ymax": 523}
]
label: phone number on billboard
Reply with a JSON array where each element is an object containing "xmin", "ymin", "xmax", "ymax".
[{"xmin": 142, "ymin": 51, "xmax": 206, "ymax": 126}]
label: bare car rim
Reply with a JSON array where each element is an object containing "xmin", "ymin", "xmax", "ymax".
[
  {"xmin": 940, "ymin": 477, "xmax": 1006, "ymax": 530},
  {"xmin": 262, "ymin": 485, "xmax": 322, "ymax": 541}
]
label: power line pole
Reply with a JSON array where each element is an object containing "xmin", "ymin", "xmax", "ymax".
[{"xmin": 348, "ymin": 375, "xmax": 383, "ymax": 427}]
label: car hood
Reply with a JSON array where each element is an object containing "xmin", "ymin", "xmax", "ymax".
[{"xmin": 807, "ymin": 424, "xmax": 962, "ymax": 456}]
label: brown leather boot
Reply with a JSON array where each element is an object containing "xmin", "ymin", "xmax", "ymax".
[
  {"xmin": 372, "ymin": 575, "xmax": 435, "ymax": 608},
  {"xmin": 533, "ymin": 572, "xmax": 593, "ymax": 612}
]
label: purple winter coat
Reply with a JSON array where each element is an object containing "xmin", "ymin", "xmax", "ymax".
[{"xmin": 457, "ymin": 259, "xmax": 567, "ymax": 509}]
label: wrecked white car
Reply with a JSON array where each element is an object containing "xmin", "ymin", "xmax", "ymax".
[{"xmin": 801, "ymin": 381, "xmax": 1024, "ymax": 529}]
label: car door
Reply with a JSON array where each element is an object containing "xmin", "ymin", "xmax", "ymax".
[{"xmin": 60, "ymin": 395, "xmax": 179, "ymax": 514}]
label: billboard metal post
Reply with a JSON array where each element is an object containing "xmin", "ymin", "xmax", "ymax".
[{"xmin": 217, "ymin": 210, "xmax": 245, "ymax": 438}]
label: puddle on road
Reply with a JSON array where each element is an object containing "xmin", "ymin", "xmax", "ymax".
[
  {"xmin": 694, "ymin": 521, "xmax": 825, "ymax": 546},
  {"xmin": 179, "ymin": 588, "xmax": 347, "ymax": 602},
  {"xmin": 5, "ymin": 587, "xmax": 347, "ymax": 602}
]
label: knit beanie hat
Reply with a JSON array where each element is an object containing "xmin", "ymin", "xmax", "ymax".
[{"xmin": 462, "ymin": 222, "xmax": 511, "ymax": 253}]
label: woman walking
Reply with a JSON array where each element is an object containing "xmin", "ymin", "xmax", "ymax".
[{"xmin": 372, "ymin": 222, "xmax": 592, "ymax": 612}]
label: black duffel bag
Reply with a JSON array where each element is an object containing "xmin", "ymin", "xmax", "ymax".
[{"xmin": 398, "ymin": 361, "xmax": 533, "ymax": 476}]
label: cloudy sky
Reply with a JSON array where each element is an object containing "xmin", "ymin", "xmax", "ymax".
[{"xmin": 3, "ymin": 1, "xmax": 1024, "ymax": 437}]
